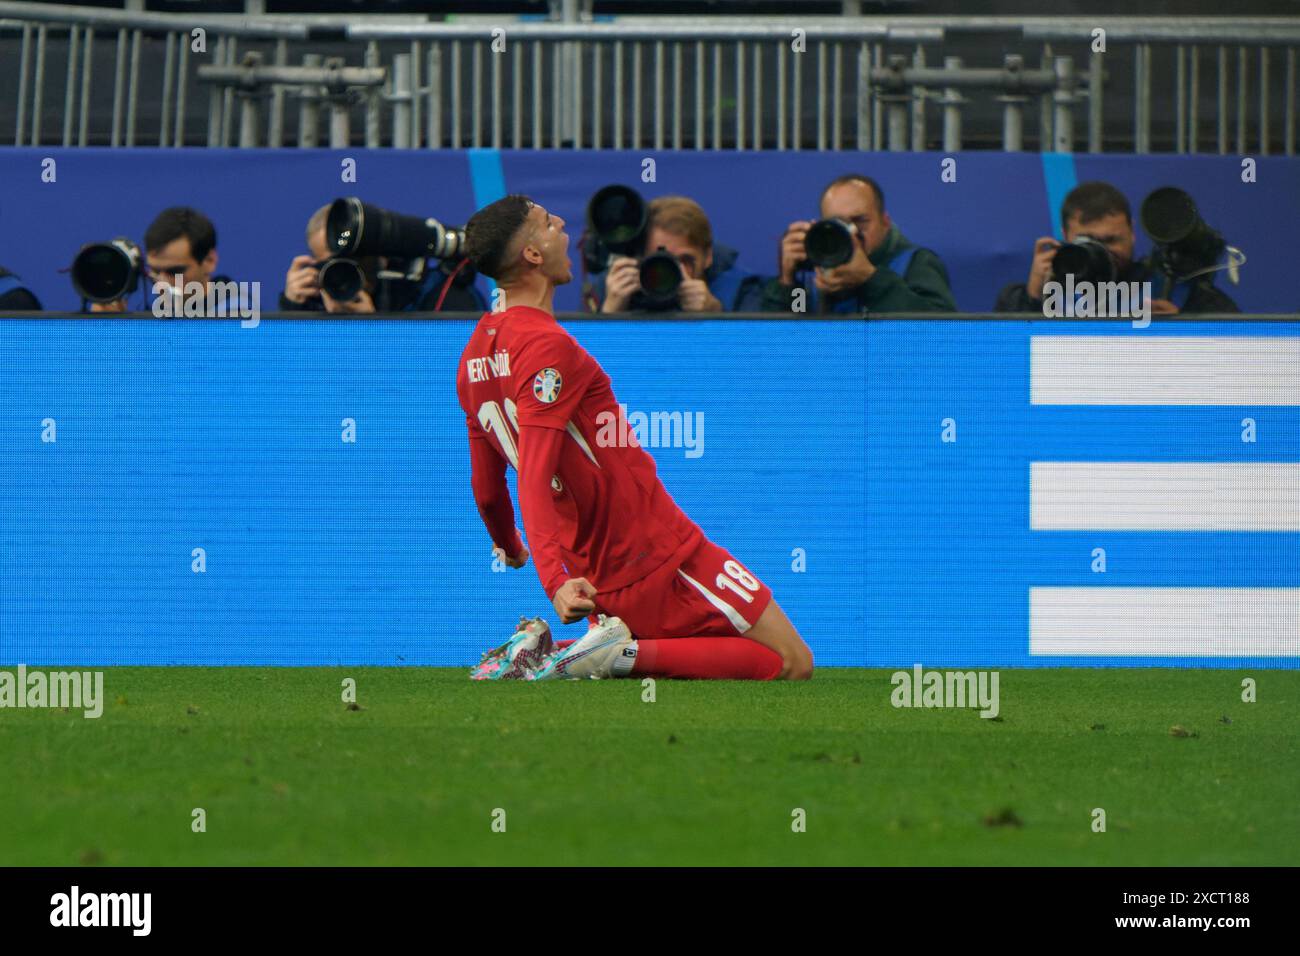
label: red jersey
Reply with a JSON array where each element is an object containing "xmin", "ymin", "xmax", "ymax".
[{"xmin": 456, "ymin": 305, "xmax": 704, "ymax": 598}]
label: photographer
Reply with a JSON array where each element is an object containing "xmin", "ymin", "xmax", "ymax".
[
  {"xmin": 281, "ymin": 205, "xmax": 376, "ymax": 313},
  {"xmin": 592, "ymin": 196, "xmax": 764, "ymax": 313},
  {"xmin": 88, "ymin": 206, "xmax": 236, "ymax": 313},
  {"xmin": 0, "ymin": 265, "xmax": 41, "ymax": 310},
  {"xmin": 995, "ymin": 181, "xmax": 1239, "ymax": 314},
  {"xmin": 763, "ymin": 174, "xmax": 956, "ymax": 314},
  {"xmin": 282, "ymin": 203, "xmax": 487, "ymax": 314}
]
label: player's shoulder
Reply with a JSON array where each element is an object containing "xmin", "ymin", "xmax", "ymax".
[{"xmin": 503, "ymin": 311, "xmax": 586, "ymax": 364}]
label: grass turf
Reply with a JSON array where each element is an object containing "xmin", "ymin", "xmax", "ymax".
[{"xmin": 0, "ymin": 666, "xmax": 1296, "ymax": 866}]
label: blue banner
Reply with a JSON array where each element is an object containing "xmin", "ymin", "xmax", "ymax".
[{"xmin": 0, "ymin": 317, "xmax": 1296, "ymax": 667}]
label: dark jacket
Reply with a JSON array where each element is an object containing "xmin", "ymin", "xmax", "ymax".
[
  {"xmin": 995, "ymin": 258, "xmax": 1240, "ymax": 314},
  {"xmin": 760, "ymin": 224, "xmax": 958, "ymax": 314},
  {"xmin": 0, "ymin": 267, "xmax": 41, "ymax": 311},
  {"xmin": 585, "ymin": 242, "xmax": 765, "ymax": 313}
]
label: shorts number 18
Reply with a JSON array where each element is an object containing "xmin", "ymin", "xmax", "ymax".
[{"xmin": 716, "ymin": 560, "xmax": 760, "ymax": 604}]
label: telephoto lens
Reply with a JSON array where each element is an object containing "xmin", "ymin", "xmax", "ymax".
[
  {"xmin": 1050, "ymin": 236, "xmax": 1118, "ymax": 285},
  {"xmin": 637, "ymin": 247, "xmax": 684, "ymax": 308},
  {"xmin": 326, "ymin": 197, "xmax": 466, "ymax": 261},
  {"xmin": 803, "ymin": 218, "xmax": 858, "ymax": 269},
  {"xmin": 70, "ymin": 238, "xmax": 143, "ymax": 303},
  {"xmin": 585, "ymin": 185, "xmax": 649, "ymax": 272},
  {"xmin": 1140, "ymin": 186, "xmax": 1226, "ymax": 278},
  {"xmin": 317, "ymin": 258, "xmax": 366, "ymax": 303}
]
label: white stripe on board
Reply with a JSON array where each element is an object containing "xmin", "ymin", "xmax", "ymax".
[
  {"xmin": 1030, "ymin": 462, "xmax": 1300, "ymax": 530},
  {"xmin": 1030, "ymin": 336, "xmax": 1300, "ymax": 405},
  {"xmin": 1030, "ymin": 587, "xmax": 1300, "ymax": 656}
]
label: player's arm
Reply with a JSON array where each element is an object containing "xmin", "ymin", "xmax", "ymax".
[
  {"xmin": 516, "ymin": 424, "xmax": 567, "ymax": 598},
  {"xmin": 513, "ymin": 334, "xmax": 600, "ymax": 622},
  {"xmin": 517, "ymin": 422, "xmax": 597, "ymax": 623},
  {"xmin": 467, "ymin": 418, "xmax": 527, "ymax": 565}
]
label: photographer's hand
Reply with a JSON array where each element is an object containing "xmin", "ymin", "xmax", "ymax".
[
  {"xmin": 89, "ymin": 298, "xmax": 128, "ymax": 313},
  {"xmin": 600, "ymin": 256, "xmax": 640, "ymax": 313},
  {"xmin": 284, "ymin": 255, "xmax": 320, "ymax": 305},
  {"xmin": 1026, "ymin": 237, "xmax": 1059, "ymax": 300},
  {"xmin": 321, "ymin": 288, "xmax": 375, "ymax": 314},
  {"xmin": 814, "ymin": 235, "xmax": 875, "ymax": 295},
  {"xmin": 778, "ymin": 221, "xmax": 814, "ymax": 285},
  {"xmin": 679, "ymin": 277, "xmax": 721, "ymax": 313}
]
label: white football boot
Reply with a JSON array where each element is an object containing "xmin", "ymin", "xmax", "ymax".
[{"xmin": 529, "ymin": 615, "xmax": 635, "ymax": 681}]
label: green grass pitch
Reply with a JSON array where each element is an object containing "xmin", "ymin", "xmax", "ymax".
[{"xmin": 1, "ymin": 667, "xmax": 1297, "ymax": 866}]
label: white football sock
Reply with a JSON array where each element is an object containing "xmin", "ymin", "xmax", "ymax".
[{"xmin": 610, "ymin": 640, "xmax": 638, "ymax": 677}]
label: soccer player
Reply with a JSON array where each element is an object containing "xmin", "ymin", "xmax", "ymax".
[{"xmin": 457, "ymin": 195, "xmax": 813, "ymax": 681}]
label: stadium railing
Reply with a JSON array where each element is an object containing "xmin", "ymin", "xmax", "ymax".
[{"xmin": 1, "ymin": 1, "xmax": 1297, "ymax": 153}]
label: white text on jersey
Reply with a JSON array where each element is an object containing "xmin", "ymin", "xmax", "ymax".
[{"xmin": 467, "ymin": 350, "xmax": 512, "ymax": 383}]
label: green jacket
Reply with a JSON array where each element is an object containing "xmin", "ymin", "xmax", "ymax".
[{"xmin": 760, "ymin": 224, "xmax": 958, "ymax": 314}]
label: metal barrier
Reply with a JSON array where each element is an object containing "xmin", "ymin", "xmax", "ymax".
[{"xmin": 2, "ymin": 2, "xmax": 1298, "ymax": 153}]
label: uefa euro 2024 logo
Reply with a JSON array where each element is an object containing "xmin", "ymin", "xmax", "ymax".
[{"xmin": 533, "ymin": 368, "xmax": 563, "ymax": 404}]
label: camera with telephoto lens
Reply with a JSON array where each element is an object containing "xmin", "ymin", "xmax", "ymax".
[
  {"xmin": 583, "ymin": 184, "xmax": 688, "ymax": 309},
  {"xmin": 583, "ymin": 184, "xmax": 647, "ymax": 274},
  {"xmin": 635, "ymin": 247, "xmax": 687, "ymax": 309},
  {"xmin": 70, "ymin": 237, "xmax": 143, "ymax": 303},
  {"xmin": 1140, "ymin": 186, "xmax": 1228, "ymax": 282},
  {"xmin": 801, "ymin": 218, "xmax": 861, "ymax": 270},
  {"xmin": 322, "ymin": 197, "xmax": 472, "ymax": 305},
  {"xmin": 316, "ymin": 257, "xmax": 370, "ymax": 303},
  {"xmin": 1051, "ymin": 235, "xmax": 1119, "ymax": 285},
  {"xmin": 326, "ymin": 197, "xmax": 465, "ymax": 261}
]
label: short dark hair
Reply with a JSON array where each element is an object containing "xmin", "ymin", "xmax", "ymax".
[
  {"xmin": 1060, "ymin": 182, "xmax": 1131, "ymax": 231},
  {"xmin": 464, "ymin": 194, "xmax": 534, "ymax": 281},
  {"xmin": 820, "ymin": 174, "xmax": 885, "ymax": 215},
  {"xmin": 144, "ymin": 206, "xmax": 217, "ymax": 261}
]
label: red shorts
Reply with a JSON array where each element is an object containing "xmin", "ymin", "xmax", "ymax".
[{"xmin": 593, "ymin": 536, "xmax": 772, "ymax": 639}]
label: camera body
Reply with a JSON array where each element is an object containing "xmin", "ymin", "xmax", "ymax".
[{"xmin": 1051, "ymin": 235, "xmax": 1119, "ymax": 285}]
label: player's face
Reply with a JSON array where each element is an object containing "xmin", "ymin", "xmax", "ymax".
[
  {"xmin": 527, "ymin": 204, "xmax": 572, "ymax": 285},
  {"xmin": 821, "ymin": 181, "xmax": 891, "ymax": 257},
  {"xmin": 644, "ymin": 226, "xmax": 712, "ymax": 280},
  {"xmin": 1064, "ymin": 211, "xmax": 1135, "ymax": 270}
]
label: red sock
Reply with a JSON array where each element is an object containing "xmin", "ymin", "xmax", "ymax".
[{"xmin": 632, "ymin": 637, "xmax": 783, "ymax": 681}]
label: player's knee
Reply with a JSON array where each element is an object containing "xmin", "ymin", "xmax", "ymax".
[
  {"xmin": 779, "ymin": 645, "xmax": 814, "ymax": 681},
  {"xmin": 749, "ymin": 600, "xmax": 812, "ymax": 680}
]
